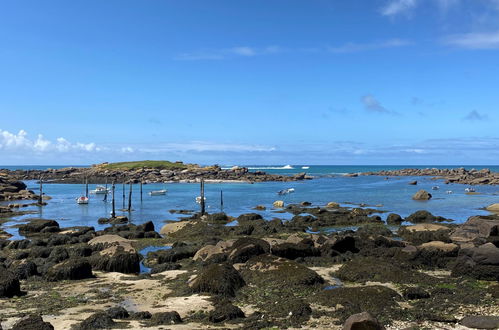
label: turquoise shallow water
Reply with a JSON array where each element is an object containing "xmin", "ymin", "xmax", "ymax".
[{"xmin": 2, "ymin": 165, "xmax": 499, "ymax": 239}]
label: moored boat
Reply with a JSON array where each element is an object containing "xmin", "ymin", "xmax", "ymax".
[{"xmin": 149, "ymin": 189, "xmax": 167, "ymax": 196}]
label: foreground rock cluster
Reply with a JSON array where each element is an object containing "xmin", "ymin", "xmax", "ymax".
[
  {"xmin": 1, "ymin": 163, "xmax": 310, "ymax": 184},
  {"xmin": 357, "ymin": 167, "xmax": 499, "ymax": 185},
  {"xmin": 0, "ymin": 202, "xmax": 498, "ymax": 329}
]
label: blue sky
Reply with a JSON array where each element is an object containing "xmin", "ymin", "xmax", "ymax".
[{"xmin": 1, "ymin": 0, "xmax": 499, "ymax": 165}]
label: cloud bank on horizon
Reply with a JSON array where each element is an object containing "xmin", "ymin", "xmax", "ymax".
[{"xmin": 0, "ymin": 0, "xmax": 498, "ymax": 165}]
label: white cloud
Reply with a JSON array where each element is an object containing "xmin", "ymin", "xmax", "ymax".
[
  {"xmin": 444, "ymin": 30, "xmax": 499, "ymax": 49},
  {"xmin": 381, "ymin": 0, "xmax": 418, "ymax": 16},
  {"xmin": 176, "ymin": 45, "xmax": 282, "ymax": 61},
  {"xmin": 0, "ymin": 129, "xmax": 100, "ymax": 154},
  {"xmin": 328, "ymin": 39, "xmax": 413, "ymax": 53}
]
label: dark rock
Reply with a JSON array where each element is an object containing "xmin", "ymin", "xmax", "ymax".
[
  {"xmin": 356, "ymin": 224, "xmax": 393, "ymax": 237},
  {"xmin": 0, "ymin": 267, "xmax": 21, "ymax": 297},
  {"xmin": 208, "ymin": 303, "xmax": 245, "ymax": 323},
  {"xmin": 236, "ymin": 213, "xmax": 263, "ymax": 223},
  {"xmin": 129, "ymin": 311, "xmax": 152, "ymax": 319},
  {"xmin": 408, "ymin": 180, "xmax": 418, "ymax": 185},
  {"xmin": 206, "ymin": 213, "xmax": 230, "ymax": 224},
  {"xmin": 106, "ymin": 306, "xmax": 129, "ymax": 319},
  {"xmin": 403, "ymin": 287, "xmax": 430, "ymax": 300},
  {"xmin": 48, "ymin": 246, "xmax": 70, "ymax": 263},
  {"xmin": 45, "ymin": 258, "xmax": 93, "ymax": 281},
  {"xmin": 342, "ymin": 312, "xmax": 385, "ymax": 330},
  {"xmin": 155, "ymin": 245, "xmax": 198, "ymax": 263},
  {"xmin": 11, "ymin": 260, "xmax": 38, "ymax": 280},
  {"xmin": 11, "ymin": 315, "xmax": 54, "ymax": 330},
  {"xmin": 72, "ymin": 312, "xmax": 115, "ymax": 329},
  {"xmin": 150, "ymin": 263, "xmax": 181, "ymax": 274},
  {"xmin": 406, "ymin": 210, "xmax": 437, "ymax": 223},
  {"xmin": 149, "ymin": 311, "xmax": 182, "ymax": 325},
  {"xmin": 137, "ymin": 221, "xmax": 155, "ymax": 232},
  {"xmin": 460, "ymin": 315, "xmax": 499, "ymax": 329},
  {"xmin": 228, "ymin": 237, "xmax": 270, "ymax": 263},
  {"xmin": 18, "ymin": 219, "xmax": 60, "ymax": 235},
  {"xmin": 272, "ymin": 242, "xmax": 319, "ymax": 259},
  {"xmin": 452, "ymin": 243, "xmax": 499, "ymax": 280},
  {"xmin": 91, "ymin": 246, "xmax": 140, "ymax": 274},
  {"xmin": 386, "ymin": 213, "xmax": 403, "ymax": 225},
  {"xmin": 190, "ymin": 263, "xmax": 245, "ymax": 297}
]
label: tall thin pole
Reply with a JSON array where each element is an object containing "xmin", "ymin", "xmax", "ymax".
[
  {"xmin": 220, "ymin": 190, "xmax": 223, "ymax": 211},
  {"xmin": 38, "ymin": 176, "xmax": 43, "ymax": 205},
  {"xmin": 122, "ymin": 182, "xmax": 125, "ymax": 209},
  {"xmin": 103, "ymin": 178, "xmax": 108, "ymax": 202},
  {"xmin": 128, "ymin": 182, "xmax": 132, "ymax": 212},
  {"xmin": 111, "ymin": 181, "xmax": 116, "ymax": 218},
  {"xmin": 140, "ymin": 181, "xmax": 143, "ymax": 202},
  {"xmin": 85, "ymin": 177, "xmax": 89, "ymax": 198},
  {"xmin": 200, "ymin": 179, "xmax": 205, "ymax": 215}
]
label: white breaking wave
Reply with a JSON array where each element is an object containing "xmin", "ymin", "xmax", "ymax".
[{"xmin": 222, "ymin": 165, "xmax": 295, "ymax": 170}]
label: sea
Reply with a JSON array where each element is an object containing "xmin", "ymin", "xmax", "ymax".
[{"xmin": 2, "ymin": 165, "xmax": 499, "ymax": 240}]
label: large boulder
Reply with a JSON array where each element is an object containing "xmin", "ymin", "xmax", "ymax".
[
  {"xmin": 0, "ymin": 267, "xmax": 21, "ymax": 297},
  {"xmin": 91, "ymin": 245, "xmax": 140, "ymax": 274},
  {"xmin": 452, "ymin": 243, "xmax": 499, "ymax": 280},
  {"xmin": 72, "ymin": 312, "xmax": 115, "ymax": 329},
  {"xmin": 412, "ymin": 190, "xmax": 432, "ymax": 201},
  {"xmin": 450, "ymin": 215, "xmax": 499, "ymax": 245},
  {"xmin": 18, "ymin": 219, "xmax": 60, "ymax": 235},
  {"xmin": 45, "ymin": 258, "xmax": 93, "ymax": 281},
  {"xmin": 11, "ymin": 315, "xmax": 54, "ymax": 330},
  {"xmin": 342, "ymin": 312, "xmax": 385, "ymax": 330},
  {"xmin": 190, "ymin": 263, "xmax": 245, "ymax": 297},
  {"xmin": 406, "ymin": 210, "xmax": 438, "ymax": 223}
]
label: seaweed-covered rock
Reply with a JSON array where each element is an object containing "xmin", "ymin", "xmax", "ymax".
[
  {"xmin": 156, "ymin": 245, "xmax": 198, "ymax": 263},
  {"xmin": 72, "ymin": 312, "xmax": 115, "ymax": 329},
  {"xmin": 386, "ymin": 213, "xmax": 403, "ymax": 225},
  {"xmin": 45, "ymin": 258, "xmax": 93, "ymax": 281},
  {"xmin": 335, "ymin": 257, "xmax": 435, "ymax": 284},
  {"xmin": 0, "ymin": 267, "xmax": 21, "ymax": 297},
  {"xmin": 398, "ymin": 224, "xmax": 451, "ymax": 245},
  {"xmin": 18, "ymin": 219, "xmax": 60, "ymax": 235},
  {"xmin": 91, "ymin": 245, "xmax": 140, "ymax": 274},
  {"xmin": 106, "ymin": 306, "xmax": 129, "ymax": 319},
  {"xmin": 452, "ymin": 243, "xmax": 499, "ymax": 280},
  {"xmin": 356, "ymin": 224, "xmax": 393, "ymax": 237},
  {"xmin": 240, "ymin": 255, "xmax": 323, "ymax": 288},
  {"xmin": 190, "ymin": 263, "xmax": 245, "ymax": 297},
  {"xmin": 460, "ymin": 315, "xmax": 499, "ymax": 329},
  {"xmin": 236, "ymin": 213, "xmax": 263, "ymax": 223},
  {"xmin": 271, "ymin": 242, "xmax": 319, "ymax": 259},
  {"xmin": 228, "ymin": 237, "xmax": 270, "ymax": 263},
  {"xmin": 11, "ymin": 260, "xmax": 38, "ymax": 280},
  {"xmin": 403, "ymin": 287, "xmax": 430, "ymax": 300},
  {"xmin": 11, "ymin": 315, "xmax": 54, "ymax": 330},
  {"xmin": 129, "ymin": 311, "xmax": 152, "ymax": 319},
  {"xmin": 149, "ymin": 311, "xmax": 182, "ymax": 325},
  {"xmin": 316, "ymin": 286, "xmax": 401, "ymax": 323},
  {"xmin": 406, "ymin": 210, "xmax": 449, "ymax": 223},
  {"xmin": 208, "ymin": 303, "xmax": 245, "ymax": 323},
  {"xmin": 343, "ymin": 312, "xmax": 385, "ymax": 330},
  {"xmin": 150, "ymin": 263, "xmax": 181, "ymax": 274}
]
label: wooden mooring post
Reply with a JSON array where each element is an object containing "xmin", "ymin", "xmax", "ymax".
[
  {"xmin": 122, "ymin": 182, "xmax": 125, "ymax": 210},
  {"xmin": 38, "ymin": 176, "xmax": 43, "ymax": 205},
  {"xmin": 111, "ymin": 181, "xmax": 116, "ymax": 218},
  {"xmin": 200, "ymin": 179, "xmax": 205, "ymax": 215},
  {"xmin": 128, "ymin": 182, "xmax": 133, "ymax": 212},
  {"xmin": 220, "ymin": 190, "xmax": 223, "ymax": 211},
  {"xmin": 103, "ymin": 178, "xmax": 108, "ymax": 202},
  {"xmin": 140, "ymin": 181, "xmax": 143, "ymax": 202},
  {"xmin": 85, "ymin": 177, "xmax": 89, "ymax": 198}
]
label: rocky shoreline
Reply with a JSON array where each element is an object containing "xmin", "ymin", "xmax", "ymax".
[
  {"xmin": 1, "ymin": 163, "xmax": 311, "ymax": 184},
  {"xmin": 355, "ymin": 167, "xmax": 499, "ymax": 185},
  {"xmin": 0, "ymin": 194, "xmax": 498, "ymax": 329}
]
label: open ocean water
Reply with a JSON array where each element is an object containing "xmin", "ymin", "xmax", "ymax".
[{"xmin": 2, "ymin": 165, "xmax": 499, "ymax": 240}]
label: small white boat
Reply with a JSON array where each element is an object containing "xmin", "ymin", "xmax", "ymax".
[
  {"xmin": 301, "ymin": 166, "xmax": 310, "ymax": 169},
  {"xmin": 465, "ymin": 188, "xmax": 475, "ymax": 193},
  {"xmin": 446, "ymin": 190, "xmax": 453, "ymax": 194},
  {"xmin": 76, "ymin": 196, "xmax": 89, "ymax": 204},
  {"xmin": 149, "ymin": 190, "xmax": 167, "ymax": 196},
  {"xmin": 90, "ymin": 185, "xmax": 110, "ymax": 194},
  {"xmin": 277, "ymin": 188, "xmax": 295, "ymax": 195},
  {"xmin": 432, "ymin": 186, "xmax": 440, "ymax": 190},
  {"xmin": 196, "ymin": 196, "xmax": 206, "ymax": 204}
]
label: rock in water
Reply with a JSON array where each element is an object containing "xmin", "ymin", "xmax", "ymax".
[
  {"xmin": 11, "ymin": 315, "xmax": 54, "ymax": 330},
  {"xmin": 412, "ymin": 190, "xmax": 432, "ymax": 200},
  {"xmin": 273, "ymin": 200, "xmax": 284, "ymax": 208},
  {"xmin": 0, "ymin": 268, "xmax": 21, "ymax": 297},
  {"xmin": 486, "ymin": 203, "xmax": 499, "ymax": 213},
  {"xmin": 342, "ymin": 312, "xmax": 385, "ymax": 330}
]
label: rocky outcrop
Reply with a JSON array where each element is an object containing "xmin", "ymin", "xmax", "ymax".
[
  {"xmin": 342, "ymin": 312, "xmax": 385, "ymax": 330},
  {"xmin": 359, "ymin": 167, "xmax": 499, "ymax": 185},
  {"xmin": 2, "ymin": 163, "xmax": 310, "ymax": 184},
  {"xmin": 451, "ymin": 243, "xmax": 499, "ymax": 280},
  {"xmin": 0, "ymin": 174, "xmax": 39, "ymax": 201}
]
